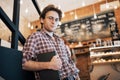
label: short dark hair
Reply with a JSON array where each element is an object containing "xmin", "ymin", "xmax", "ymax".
[{"xmin": 40, "ymin": 4, "xmax": 62, "ymax": 21}]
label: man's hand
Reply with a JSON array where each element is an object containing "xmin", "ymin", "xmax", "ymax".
[{"xmin": 49, "ymin": 55, "xmax": 62, "ymax": 70}]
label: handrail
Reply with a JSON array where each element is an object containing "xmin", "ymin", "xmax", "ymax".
[
  {"xmin": 0, "ymin": 7, "xmax": 26, "ymax": 46},
  {"xmin": 32, "ymin": 0, "xmax": 41, "ymax": 16}
]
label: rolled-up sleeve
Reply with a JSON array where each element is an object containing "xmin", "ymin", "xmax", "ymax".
[{"xmin": 22, "ymin": 34, "xmax": 37, "ymax": 64}]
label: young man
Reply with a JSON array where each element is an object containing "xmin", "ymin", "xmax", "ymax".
[{"xmin": 22, "ymin": 4, "xmax": 80, "ymax": 80}]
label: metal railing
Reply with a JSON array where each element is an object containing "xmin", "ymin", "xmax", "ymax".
[{"xmin": 0, "ymin": 0, "xmax": 41, "ymax": 49}]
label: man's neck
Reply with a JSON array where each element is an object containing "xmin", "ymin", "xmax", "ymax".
[
  {"xmin": 46, "ymin": 31, "xmax": 53, "ymax": 38},
  {"xmin": 43, "ymin": 28, "xmax": 53, "ymax": 37}
]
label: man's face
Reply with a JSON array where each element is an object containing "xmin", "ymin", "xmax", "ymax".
[{"xmin": 41, "ymin": 11, "xmax": 59, "ymax": 32}]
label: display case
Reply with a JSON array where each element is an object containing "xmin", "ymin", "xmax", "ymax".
[{"xmin": 89, "ymin": 45, "xmax": 120, "ymax": 64}]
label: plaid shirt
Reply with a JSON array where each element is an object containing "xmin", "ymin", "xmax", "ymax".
[{"xmin": 22, "ymin": 29, "xmax": 79, "ymax": 80}]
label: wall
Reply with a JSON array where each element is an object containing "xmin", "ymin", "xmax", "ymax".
[
  {"xmin": 62, "ymin": 0, "xmax": 120, "ymax": 32},
  {"xmin": 30, "ymin": 0, "xmax": 120, "ymax": 34}
]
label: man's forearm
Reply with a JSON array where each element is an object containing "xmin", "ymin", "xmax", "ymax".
[{"xmin": 22, "ymin": 60, "xmax": 51, "ymax": 71}]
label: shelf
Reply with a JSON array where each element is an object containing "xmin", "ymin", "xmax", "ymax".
[
  {"xmin": 90, "ymin": 52, "xmax": 120, "ymax": 58},
  {"xmin": 89, "ymin": 45, "xmax": 120, "ymax": 51},
  {"xmin": 92, "ymin": 60, "xmax": 120, "ymax": 65},
  {"xmin": 90, "ymin": 45, "xmax": 120, "ymax": 65}
]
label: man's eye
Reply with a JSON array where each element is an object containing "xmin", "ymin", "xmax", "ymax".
[
  {"xmin": 49, "ymin": 16, "xmax": 53, "ymax": 20},
  {"xmin": 47, "ymin": 16, "xmax": 59, "ymax": 22}
]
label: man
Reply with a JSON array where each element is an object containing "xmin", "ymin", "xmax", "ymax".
[{"xmin": 22, "ymin": 4, "xmax": 80, "ymax": 80}]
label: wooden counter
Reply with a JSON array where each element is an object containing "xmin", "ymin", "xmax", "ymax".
[{"xmin": 71, "ymin": 46, "xmax": 91, "ymax": 80}]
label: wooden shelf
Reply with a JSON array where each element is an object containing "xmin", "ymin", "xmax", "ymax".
[
  {"xmin": 90, "ymin": 52, "xmax": 120, "ymax": 58},
  {"xmin": 89, "ymin": 45, "xmax": 120, "ymax": 51},
  {"xmin": 90, "ymin": 45, "xmax": 120, "ymax": 65},
  {"xmin": 92, "ymin": 60, "xmax": 120, "ymax": 65}
]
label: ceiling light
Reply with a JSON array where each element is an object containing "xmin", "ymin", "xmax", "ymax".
[
  {"xmin": 58, "ymin": 5, "xmax": 61, "ymax": 9},
  {"xmin": 74, "ymin": 14, "xmax": 78, "ymax": 20},
  {"xmin": 106, "ymin": 0, "xmax": 109, "ymax": 9},
  {"xmin": 114, "ymin": 6, "xmax": 118, "ymax": 9},
  {"xmin": 20, "ymin": 0, "xmax": 23, "ymax": 5},
  {"xmin": 31, "ymin": 25, "xmax": 34, "ymax": 29},
  {"xmin": 92, "ymin": 4, "xmax": 97, "ymax": 19},
  {"xmin": 25, "ymin": 8, "xmax": 28, "ymax": 13},
  {"xmin": 94, "ymin": 14, "xmax": 97, "ymax": 19},
  {"xmin": 62, "ymin": 12, "xmax": 65, "ymax": 18},
  {"xmin": 82, "ymin": 1, "xmax": 85, "ymax": 6},
  {"xmin": 74, "ymin": 9, "xmax": 78, "ymax": 20},
  {"xmin": 28, "ymin": 22, "xmax": 31, "ymax": 28}
]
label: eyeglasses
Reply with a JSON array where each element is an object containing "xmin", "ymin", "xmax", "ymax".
[{"xmin": 46, "ymin": 16, "xmax": 59, "ymax": 22}]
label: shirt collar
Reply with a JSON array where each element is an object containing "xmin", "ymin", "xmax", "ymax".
[{"xmin": 41, "ymin": 28, "xmax": 59, "ymax": 39}]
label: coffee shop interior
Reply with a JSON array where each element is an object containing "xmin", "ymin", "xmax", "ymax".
[{"xmin": 0, "ymin": 0, "xmax": 120, "ymax": 80}]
